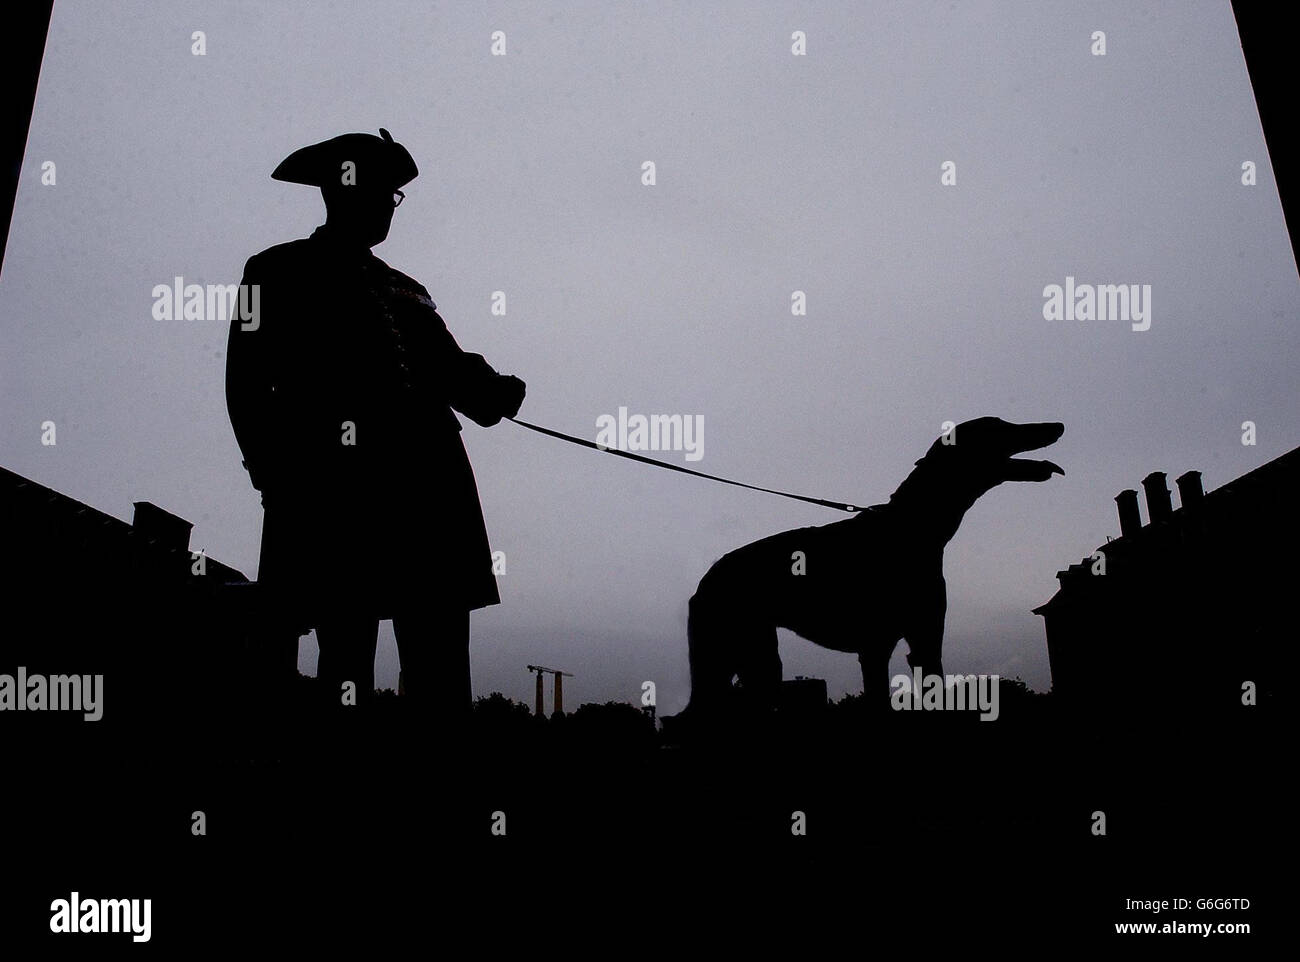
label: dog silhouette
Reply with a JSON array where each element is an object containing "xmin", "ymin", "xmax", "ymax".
[{"xmin": 674, "ymin": 417, "xmax": 1064, "ymax": 724}]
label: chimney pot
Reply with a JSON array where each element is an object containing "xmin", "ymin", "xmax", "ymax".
[
  {"xmin": 1175, "ymin": 470, "xmax": 1204, "ymax": 509},
  {"xmin": 1115, "ymin": 488, "xmax": 1142, "ymax": 537},
  {"xmin": 1141, "ymin": 472, "xmax": 1173, "ymax": 524}
]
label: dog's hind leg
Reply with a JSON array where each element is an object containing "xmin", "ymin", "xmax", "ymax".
[
  {"xmin": 734, "ymin": 621, "xmax": 782, "ymax": 713},
  {"xmin": 684, "ymin": 589, "xmax": 739, "ymax": 715}
]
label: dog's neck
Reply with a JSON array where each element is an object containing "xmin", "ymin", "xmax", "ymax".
[{"xmin": 885, "ymin": 455, "xmax": 992, "ymax": 548}]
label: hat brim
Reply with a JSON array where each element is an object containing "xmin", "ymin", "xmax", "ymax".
[{"xmin": 272, "ymin": 130, "xmax": 418, "ymax": 188}]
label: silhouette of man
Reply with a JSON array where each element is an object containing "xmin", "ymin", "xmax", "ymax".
[{"xmin": 226, "ymin": 128, "xmax": 525, "ymax": 721}]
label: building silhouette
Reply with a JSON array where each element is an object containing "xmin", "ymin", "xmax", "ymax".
[
  {"xmin": 0, "ymin": 464, "xmax": 266, "ymax": 751},
  {"xmin": 1034, "ymin": 446, "xmax": 1296, "ymax": 714}
]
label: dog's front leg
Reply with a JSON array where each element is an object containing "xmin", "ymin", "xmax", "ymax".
[
  {"xmin": 904, "ymin": 634, "xmax": 944, "ymax": 682},
  {"xmin": 903, "ymin": 580, "xmax": 947, "ymax": 682},
  {"xmin": 904, "ymin": 647, "xmax": 946, "ymax": 686},
  {"xmin": 904, "ymin": 608, "xmax": 946, "ymax": 686}
]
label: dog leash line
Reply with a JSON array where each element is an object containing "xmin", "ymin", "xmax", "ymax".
[{"xmin": 506, "ymin": 417, "xmax": 863, "ymax": 513}]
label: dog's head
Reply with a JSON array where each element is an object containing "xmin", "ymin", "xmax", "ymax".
[
  {"xmin": 913, "ymin": 417, "xmax": 1065, "ymax": 493},
  {"xmin": 882, "ymin": 417, "xmax": 1063, "ymax": 539}
]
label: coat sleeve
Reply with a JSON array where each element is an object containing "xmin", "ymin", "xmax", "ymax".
[
  {"xmin": 225, "ymin": 253, "xmax": 282, "ymax": 488},
  {"xmin": 417, "ymin": 292, "xmax": 516, "ymax": 427}
]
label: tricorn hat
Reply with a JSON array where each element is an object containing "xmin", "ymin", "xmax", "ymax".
[{"xmin": 271, "ymin": 128, "xmax": 418, "ymax": 188}]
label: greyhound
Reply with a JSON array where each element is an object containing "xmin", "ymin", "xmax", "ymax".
[{"xmin": 674, "ymin": 417, "xmax": 1064, "ymax": 723}]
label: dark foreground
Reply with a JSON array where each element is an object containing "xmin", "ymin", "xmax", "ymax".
[{"xmin": 6, "ymin": 678, "xmax": 1280, "ymax": 949}]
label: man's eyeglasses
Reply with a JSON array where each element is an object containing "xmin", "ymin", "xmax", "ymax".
[{"xmin": 392, "ymin": 190, "xmax": 405, "ymax": 208}]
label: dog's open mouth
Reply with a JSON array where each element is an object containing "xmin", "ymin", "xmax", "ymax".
[
  {"xmin": 1003, "ymin": 457, "xmax": 1065, "ymax": 481},
  {"xmin": 1003, "ymin": 422, "xmax": 1065, "ymax": 480}
]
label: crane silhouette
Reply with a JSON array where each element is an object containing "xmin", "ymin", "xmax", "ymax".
[{"xmin": 526, "ymin": 665, "xmax": 573, "ymax": 717}]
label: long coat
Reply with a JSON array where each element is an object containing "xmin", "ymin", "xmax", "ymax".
[{"xmin": 226, "ymin": 225, "xmax": 510, "ymax": 630}]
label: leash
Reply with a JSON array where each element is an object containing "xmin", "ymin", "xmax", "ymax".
[{"xmin": 506, "ymin": 417, "xmax": 863, "ymax": 513}]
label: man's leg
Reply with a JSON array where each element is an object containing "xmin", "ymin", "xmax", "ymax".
[
  {"xmin": 392, "ymin": 608, "xmax": 471, "ymax": 719},
  {"xmin": 315, "ymin": 614, "xmax": 380, "ymax": 708}
]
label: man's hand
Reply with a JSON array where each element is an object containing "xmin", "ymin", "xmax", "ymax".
[
  {"xmin": 449, "ymin": 366, "xmax": 526, "ymax": 427},
  {"xmin": 498, "ymin": 374, "xmax": 526, "ymax": 420}
]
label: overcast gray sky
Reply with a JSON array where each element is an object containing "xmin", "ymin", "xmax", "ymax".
[{"xmin": 3, "ymin": 0, "xmax": 1297, "ymax": 715}]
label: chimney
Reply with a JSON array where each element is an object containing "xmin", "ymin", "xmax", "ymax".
[
  {"xmin": 131, "ymin": 501, "xmax": 193, "ymax": 550},
  {"xmin": 1175, "ymin": 470, "xmax": 1203, "ymax": 509},
  {"xmin": 1141, "ymin": 472, "xmax": 1172, "ymax": 525},
  {"xmin": 1115, "ymin": 489, "xmax": 1142, "ymax": 538}
]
